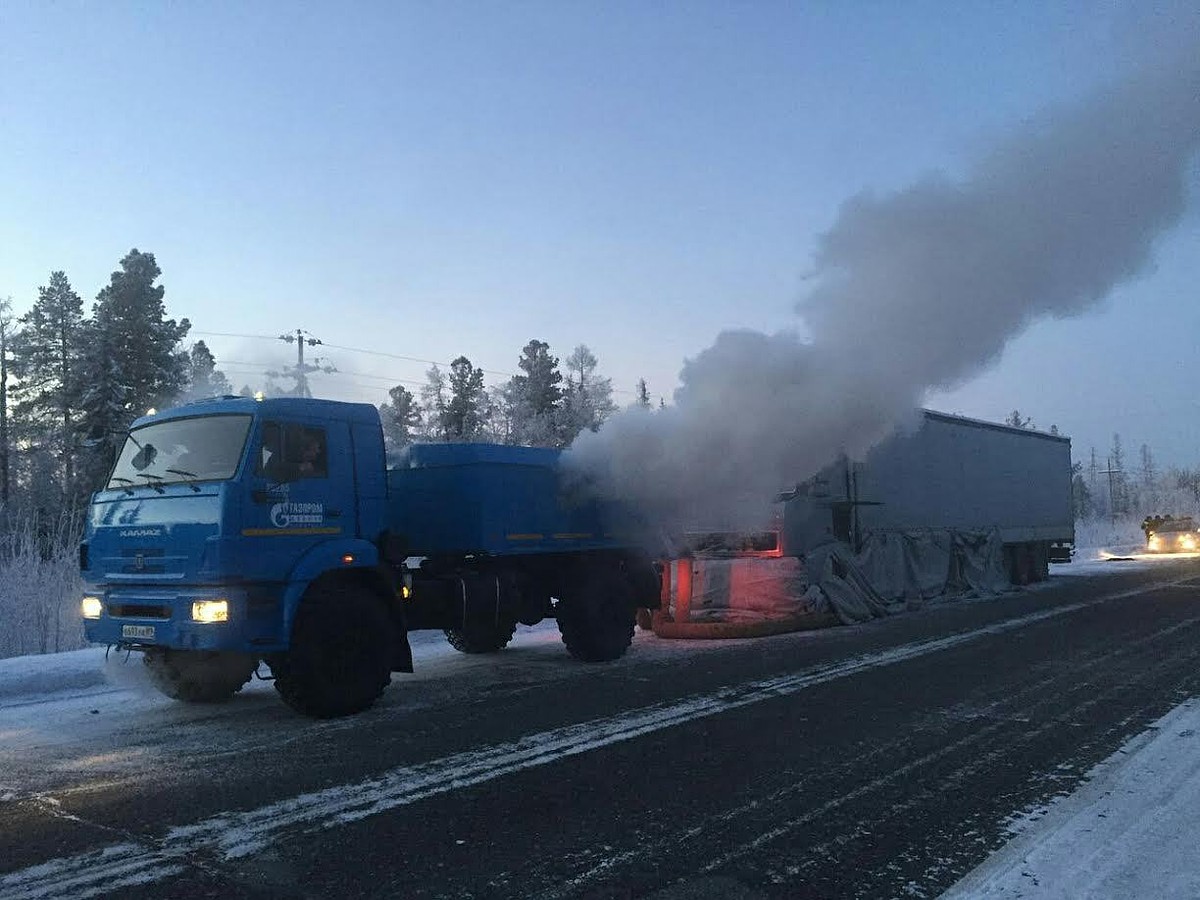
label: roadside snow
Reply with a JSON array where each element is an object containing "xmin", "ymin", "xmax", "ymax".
[
  {"xmin": 0, "ymin": 646, "xmax": 109, "ymax": 700},
  {"xmin": 943, "ymin": 697, "xmax": 1200, "ymax": 899}
]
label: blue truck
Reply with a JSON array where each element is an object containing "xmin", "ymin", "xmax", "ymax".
[{"xmin": 81, "ymin": 396, "xmax": 662, "ymax": 717}]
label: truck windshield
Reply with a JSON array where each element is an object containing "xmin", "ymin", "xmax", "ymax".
[{"xmin": 106, "ymin": 414, "xmax": 252, "ymax": 490}]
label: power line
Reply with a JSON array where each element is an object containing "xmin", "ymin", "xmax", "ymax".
[
  {"xmin": 215, "ymin": 359, "xmax": 423, "ymax": 387},
  {"xmin": 197, "ymin": 330, "xmax": 638, "ymax": 396},
  {"xmin": 192, "ymin": 330, "xmax": 280, "ymax": 341}
]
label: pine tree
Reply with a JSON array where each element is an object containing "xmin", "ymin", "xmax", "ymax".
[
  {"xmin": 485, "ymin": 384, "xmax": 515, "ymax": 444},
  {"xmin": 634, "ymin": 378, "xmax": 651, "ymax": 410},
  {"xmin": 1140, "ymin": 443, "xmax": 1156, "ymax": 487},
  {"xmin": 1071, "ymin": 461, "xmax": 1092, "ymax": 519},
  {"xmin": 506, "ymin": 339, "xmax": 563, "ymax": 446},
  {"xmin": 1005, "ymin": 409, "xmax": 1033, "ymax": 429},
  {"xmin": 443, "ymin": 356, "xmax": 486, "ymax": 440},
  {"xmin": 75, "ymin": 250, "xmax": 189, "ymax": 493},
  {"xmin": 182, "ymin": 341, "xmax": 232, "ymax": 401},
  {"xmin": 89, "ymin": 249, "xmax": 190, "ymax": 415},
  {"xmin": 379, "ymin": 384, "xmax": 422, "ymax": 460},
  {"xmin": 8, "ymin": 272, "xmax": 86, "ymax": 500},
  {"xmin": 420, "ymin": 365, "xmax": 449, "ymax": 441}
]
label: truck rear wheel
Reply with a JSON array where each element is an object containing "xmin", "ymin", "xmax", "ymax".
[
  {"xmin": 270, "ymin": 584, "xmax": 394, "ymax": 718},
  {"xmin": 557, "ymin": 566, "xmax": 636, "ymax": 662},
  {"xmin": 143, "ymin": 649, "xmax": 258, "ymax": 703},
  {"xmin": 444, "ymin": 619, "xmax": 518, "ymax": 654}
]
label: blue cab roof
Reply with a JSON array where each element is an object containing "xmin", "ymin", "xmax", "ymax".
[{"xmin": 131, "ymin": 396, "xmax": 382, "ymax": 430}]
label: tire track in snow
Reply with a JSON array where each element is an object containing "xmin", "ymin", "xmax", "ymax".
[{"xmin": 1, "ymin": 580, "xmax": 1193, "ymax": 900}]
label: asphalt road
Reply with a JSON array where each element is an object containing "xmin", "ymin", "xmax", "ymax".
[{"xmin": 4, "ymin": 557, "xmax": 1200, "ymax": 900}]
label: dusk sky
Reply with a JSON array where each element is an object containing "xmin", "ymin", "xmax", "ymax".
[{"xmin": 3, "ymin": 2, "xmax": 1198, "ymax": 467}]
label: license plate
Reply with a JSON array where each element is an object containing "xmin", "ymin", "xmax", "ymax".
[{"xmin": 121, "ymin": 625, "xmax": 156, "ymax": 640}]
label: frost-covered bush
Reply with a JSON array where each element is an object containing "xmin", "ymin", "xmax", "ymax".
[{"xmin": 0, "ymin": 518, "xmax": 85, "ymax": 660}]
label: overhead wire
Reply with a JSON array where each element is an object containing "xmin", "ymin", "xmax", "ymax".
[{"xmin": 196, "ymin": 329, "xmax": 640, "ymax": 397}]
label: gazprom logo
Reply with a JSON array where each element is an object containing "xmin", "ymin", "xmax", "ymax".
[{"xmin": 119, "ymin": 528, "xmax": 163, "ymax": 539}]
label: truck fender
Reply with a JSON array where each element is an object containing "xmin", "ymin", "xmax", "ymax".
[
  {"xmin": 287, "ymin": 538, "xmax": 381, "ymax": 585},
  {"xmin": 279, "ymin": 540, "xmax": 413, "ymax": 672}
]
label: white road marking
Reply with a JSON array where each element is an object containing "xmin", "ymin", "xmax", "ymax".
[{"xmin": 1, "ymin": 580, "xmax": 1195, "ymax": 900}]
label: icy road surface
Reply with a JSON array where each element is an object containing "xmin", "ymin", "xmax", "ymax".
[{"xmin": 2, "ymin": 553, "xmax": 1200, "ymax": 899}]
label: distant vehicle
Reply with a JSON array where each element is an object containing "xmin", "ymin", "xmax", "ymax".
[{"xmin": 1146, "ymin": 516, "xmax": 1198, "ymax": 553}]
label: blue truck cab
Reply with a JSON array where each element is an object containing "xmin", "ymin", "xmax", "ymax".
[{"xmin": 81, "ymin": 396, "xmax": 660, "ymax": 717}]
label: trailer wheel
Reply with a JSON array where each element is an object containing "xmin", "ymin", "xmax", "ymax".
[
  {"xmin": 270, "ymin": 584, "xmax": 394, "ymax": 718},
  {"xmin": 444, "ymin": 618, "xmax": 518, "ymax": 654},
  {"xmin": 557, "ymin": 566, "xmax": 636, "ymax": 662},
  {"xmin": 143, "ymin": 649, "xmax": 258, "ymax": 703}
]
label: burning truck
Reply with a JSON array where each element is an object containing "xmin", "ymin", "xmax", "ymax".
[{"xmin": 659, "ymin": 410, "xmax": 1075, "ymax": 630}]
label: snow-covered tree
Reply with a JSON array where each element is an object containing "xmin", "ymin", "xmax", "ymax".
[
  {"xmin": 8, "ymin": 272, "xmax": 86, "ymax": 500},
  {"xmin": 560, "ymin": 344, "xmax": 616, "ymax": 446},
  {"xmin": 420, "ymin": 365, "xmax": 449, "ymax": 441},
  {"xmin": 483, "ymin": 384, "xmax": 513, "ymax": 444},
  {"xmin": 74, "ymin": 320, "xmax": 130, "ymax": 495},
  {"xmin": 90, "ymin": 249, "xmax": 191, "ymax": 415},
  {"xmin": 443, "ymin": 356, "xmax": 486, "ymax": 440},
  {"xmin": 1005, "ymin": 409, "xmax": 1033, "ymax": 429},
  {"xmin": 181, "ymin": 341, "xmax": 232, "ymax": 402},
  {"xmin": 1071, "ymin": 460, "xmax": 1092, "ymax": 519},
  {"xmin": 505, "ymin": 339, "xmax": 563, "ymax": 446},
  {"xmin": 634, "ymin": 378, "xmax": 651, "ymax": 410},
  {"xmin": 73, "ymin": 250, "xmax": 189, "ymax": 494},
  {"xmin": 379, "ymin": 384, "xmax": 421, "ymax": 460}
]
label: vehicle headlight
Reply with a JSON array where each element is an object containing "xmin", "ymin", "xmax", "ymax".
[
  {"xmin": 1148, "ymin": 535, "xmax": 1161, "ymax": 549},
  {"xmin": 192, "ymin": 599, "xmax": 229, "ymax": 623},
  {"xmin": 1181, "ymin": 535, "xmax": 1197, "ymax": 550},
  {"xmin": 81, "ymin": 596, "xmax": 103, "ymax": 619}
]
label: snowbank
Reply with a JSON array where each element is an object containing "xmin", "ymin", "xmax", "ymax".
[{"xmin": 945, "ymin": 698, "xmax": 1200, "ymax": 899}]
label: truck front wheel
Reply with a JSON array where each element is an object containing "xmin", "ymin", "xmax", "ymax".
[
  {"xmin": 270, "ymin": 584, "xmax": 394, "ymax": 718},
  {"xmin": 143, "ymin": 649, "xmax": 258, "ymax": 703},
  {"xmin": 557, "ymin": 566, "xmax": 636, "ymax": 662}
]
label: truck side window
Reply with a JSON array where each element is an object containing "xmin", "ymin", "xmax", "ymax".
[
  {"xmin": 255, "ymin": 423, "xmax": 328, "ymax": 480},
  {"xmin": 293, "ymin": 427, "xmax": 328, "ymax": 479}
]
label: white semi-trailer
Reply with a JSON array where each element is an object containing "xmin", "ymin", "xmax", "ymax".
[{"xmin": 782, "ymin": 410, "xmax": 1074, "ymax": 585}]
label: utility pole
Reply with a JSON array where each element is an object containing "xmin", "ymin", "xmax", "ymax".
[
  {"xmin": 1100, "ymin": 457, "xmax": 1120, "ymax": 524},
  {"xmin": 276, "ymin": 329, "xmax": 336, "ymax": 398}
]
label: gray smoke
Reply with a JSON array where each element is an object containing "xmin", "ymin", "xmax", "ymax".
[{"xmin": 567, "ymin": 39, "xmax": 1200, "ymax": 533}]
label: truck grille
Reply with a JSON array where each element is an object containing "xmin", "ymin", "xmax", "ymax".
[
  {"xmin": 115, "ymin": 547, "xmax": 169, "ymax": 575},
  {"xmin": 108, "ymin": 604, "xmax": 172, "ymax": 620}
]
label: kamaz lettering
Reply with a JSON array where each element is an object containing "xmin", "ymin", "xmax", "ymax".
[{"xmin": 119, "ymin": 528, "xmax": 163, "ymax": 538}]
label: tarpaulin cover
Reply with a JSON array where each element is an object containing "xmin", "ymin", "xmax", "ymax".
[
  {"xmin": 679, "ymin": 528, "xmax": 1011, "ymax": 626},
  {"xmin": 806, "ymin": 528, "xmax": 1012, "ymax": 624}
]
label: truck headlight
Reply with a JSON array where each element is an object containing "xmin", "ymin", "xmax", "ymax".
[
  {"xmin": 192, "ymin": 599, "xmax": 229, "ymax": 623},
  {"xmin": 81, "ymin": 596, "xmax": 103, "ymax": 619},
  {"xmin": 1181, "ymin": 535, "xmax": 1197, "ymax": 550}
]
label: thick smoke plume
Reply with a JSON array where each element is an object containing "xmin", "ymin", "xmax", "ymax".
[{"xmin": 568, "ymin": 41, "xmax": 1200, "ymax": 533}]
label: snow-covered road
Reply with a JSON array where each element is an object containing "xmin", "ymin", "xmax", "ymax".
[{"xmin": 2, "ymin": 554, "xmax": 1200, "ymax": 897}]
